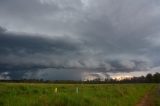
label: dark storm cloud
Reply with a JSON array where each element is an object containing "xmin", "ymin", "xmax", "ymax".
[
  {"xmin": 0, "ymin": 0, "xmax": 160, "ymax": 80},
  {"xmin": 0, "ymin": 25, "xmax": 155, "ymax": 80},
  {"xmin": 22, "ymin": 68, "xmax": 83, "ymax": 80},
  {"xmin": 0, "ymin": 29, "xmax": 151, "ymax": 71},
  {"xmin": 0, "ymin": 27, "xmax": 82, "ymax": 69},
  {"xmin": 0, "ymin": 31, "xmax": 79, "ymax": 55}
]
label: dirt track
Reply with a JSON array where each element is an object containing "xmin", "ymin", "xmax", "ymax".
[
  {"xmin": 136, "ymin": 85, "xmax": 160, "ymax": 106},
  {"xmin": 136, "ymin": 93, "xmax": 153, "ymax": 106}
]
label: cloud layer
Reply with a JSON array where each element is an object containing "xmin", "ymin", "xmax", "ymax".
[{"xmin": 0, "ymin": 0, "xmax": 160, "ymax": 80}]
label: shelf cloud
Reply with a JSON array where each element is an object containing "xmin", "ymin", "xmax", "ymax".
[{"xmin": 0, "ymin": 0, "xmax": 160, "ymax": 80}]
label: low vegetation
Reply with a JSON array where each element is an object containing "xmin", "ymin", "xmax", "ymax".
[
  {"xmin": 150, "ymin": 85, "xmax": 160, "ymax": 106},
  {"xmin": 0, "ymin": 83, "xmax": 158, "ymax": 106}
]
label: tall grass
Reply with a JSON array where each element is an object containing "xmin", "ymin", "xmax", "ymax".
[
  {"xmin": 150, "ymin": 84, "xmax": 160, "ymax": 106},
  {"xmin": 0, "ymin": 83, "xmax": 157, "ymax": 106}
]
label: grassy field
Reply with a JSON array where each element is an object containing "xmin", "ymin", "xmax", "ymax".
[
  {"xmin": 150, "ymin": 85, "xmax": 160, "ymax": 106},
  {"xmin": 0, "ymin": 83, "xmax": 158, "ymax": 106}
]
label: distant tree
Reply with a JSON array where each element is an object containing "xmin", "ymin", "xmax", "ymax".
[
  {"xmin": 153, "ymin": 72, "xmax": 160, "ymax": 83},
  {"xmin": 93, "ymin": 78, "xmax": 101, "ymax": 82},
  {"xmin": 146, "ymin": 73, "xmax": 153, "ymax": 83}
]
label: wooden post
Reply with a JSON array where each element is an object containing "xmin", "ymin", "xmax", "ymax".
[
  {"xmin": 55, "ymin": 88, "xmax": 57, "ymax": 93},
  {"xmin": 76, "ymin": 87, "xmax": 79, "ymax": 94}
]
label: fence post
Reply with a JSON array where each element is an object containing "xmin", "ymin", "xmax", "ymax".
[
  {"xmin": 76, "ymin": 87, "xmax": 79, "ymax": 94},
  {"xmin": 55, "ymin": 88, "xmax": 57, "ymax": 93}
]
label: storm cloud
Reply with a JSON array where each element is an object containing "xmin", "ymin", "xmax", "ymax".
[{"xmin": 0, "ymin": 0, "xmax": 160, "ymax": 80}]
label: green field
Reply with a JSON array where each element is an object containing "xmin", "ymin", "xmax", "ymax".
[{"xmin": 0, "ymin": 83, "xmax": 159, "ymax": 106}]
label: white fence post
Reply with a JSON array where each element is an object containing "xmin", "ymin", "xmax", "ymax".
[
  {"xmin": 55, "ymin": 88, "xmax": 57, "ymax": 93},
  {"xmin": 76, "ymin": 87, "xmax": 79, "ymax": 94}
]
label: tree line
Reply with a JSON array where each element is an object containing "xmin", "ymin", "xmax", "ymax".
[
  {"xmin": 106, "ymin": 72, "xmax": 160, "ymax": 83},
  {"xmin": 0, "ymin": 72, "xmax": 160, "ymax": 84}
]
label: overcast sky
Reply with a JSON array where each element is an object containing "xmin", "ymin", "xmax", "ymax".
[{"xmin": 0, "ymin": 0, "xmax": 160, "ymax": 80}]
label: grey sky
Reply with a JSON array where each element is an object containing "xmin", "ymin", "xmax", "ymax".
[{"xmin": 0, "ymin": 0, "xmax": 160, "ymax": 80}]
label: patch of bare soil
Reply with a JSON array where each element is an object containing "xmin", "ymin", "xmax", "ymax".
[{"xmin": 136, "ymin": 93, "xmax": 153, "ymax": 106}]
